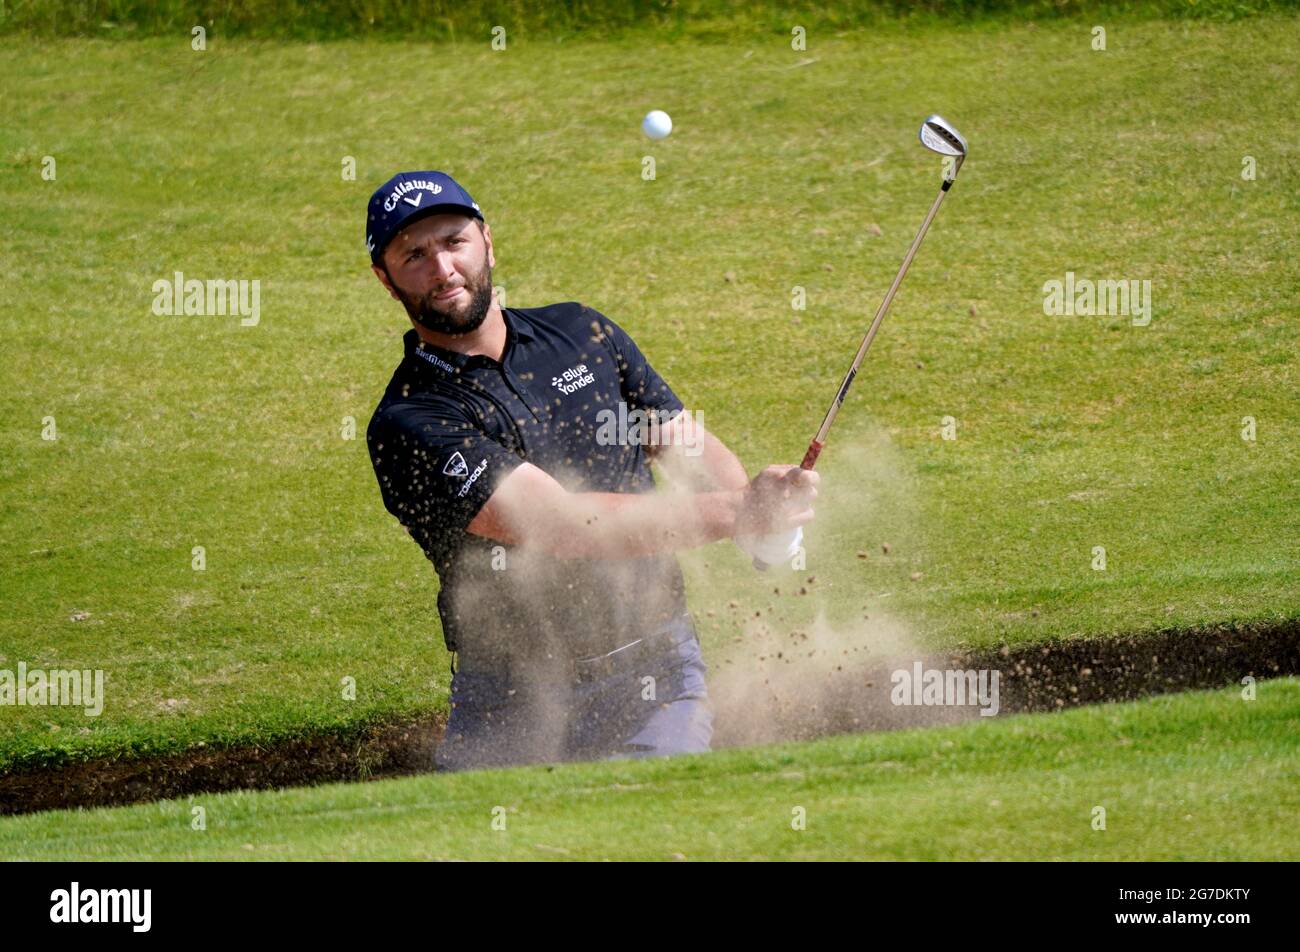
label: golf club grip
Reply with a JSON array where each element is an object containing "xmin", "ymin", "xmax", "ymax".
[{"xmin": 800, "ymin": 439, "xmax": 824, "ymax": 470}]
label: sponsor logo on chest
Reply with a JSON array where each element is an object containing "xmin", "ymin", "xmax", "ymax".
[
  {"xmin": 551, "ymin": 363, "xmax": 596, "ymax": 396},
  {"xmin": 414, "ymin": 347, "xmax": 458, "ymax": 376}
]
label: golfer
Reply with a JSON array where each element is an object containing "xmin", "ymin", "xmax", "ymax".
[{"xmin": 364, "ymin": 170, "xmax": 818, "ymax": 771}]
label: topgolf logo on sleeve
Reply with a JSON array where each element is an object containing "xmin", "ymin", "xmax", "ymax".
[
  {"xmin": 454, "ymin": 458, "xmax": 488, "ymax": 498},
  {"xmin": 442, "ymin": 451, "xmax": 469, "ymax": 478}
]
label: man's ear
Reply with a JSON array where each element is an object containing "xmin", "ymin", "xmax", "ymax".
[
  {"xmin": 482, "ymin": 221, "xmax": 496, "ymax": 270},
  {"xmin": 372, "ymin": 263, "xmax": 401, "ymax": 302}
]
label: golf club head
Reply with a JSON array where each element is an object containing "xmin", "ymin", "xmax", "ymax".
[{"xmin": 919, "ymin": 114, "xmax": 968, "ymax": 179}]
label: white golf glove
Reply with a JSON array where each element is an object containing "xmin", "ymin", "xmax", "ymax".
[{"xmin": 735, "ymin": 526, "xmax": 803, "ymax": 571}]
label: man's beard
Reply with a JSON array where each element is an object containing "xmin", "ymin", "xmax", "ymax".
[{"xmin": 388, "ymin": 255, "xmax": 495, "ymax": 336}]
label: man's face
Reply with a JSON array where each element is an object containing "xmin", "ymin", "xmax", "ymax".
[{"xmin": 373, "ymin": 213, "xmax": 496, "ymax": 336}]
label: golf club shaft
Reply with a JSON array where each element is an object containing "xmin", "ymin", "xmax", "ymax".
[{"xmin": 799, "ymin": 178, "xmax": 954, "ymax": 471}]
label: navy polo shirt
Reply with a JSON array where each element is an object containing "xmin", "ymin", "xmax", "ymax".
[{"xmin": 367, "ymin": 302, "xmax": 690, "ymax": 670}]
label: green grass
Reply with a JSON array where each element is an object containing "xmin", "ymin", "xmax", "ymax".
[
  {"xmin": 1, "ymin": 18, "xmax": 1297, "ymax": 771},
  {"xmin": 3, "ymin": 1, "xmax": 1295, "ymax": 41},
  {"xmin": 3, "ymin": 679, "xmax": 1296, "ymax": 860}
]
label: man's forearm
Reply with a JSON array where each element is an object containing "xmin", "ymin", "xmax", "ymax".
[
  {"xmin": 534, "ymin": 487, "xmax": 744, "ymax": 560},
  {"xmin": 652, "ymin": 416, "xmax": 749, "ymax": 492},
  {"xmin": 471, "ymin": 457, "xmax": 814, "ymax": 558},
  {"xmin": 694, "ymin": 430, "xmax": 749, "ymax": 490}
]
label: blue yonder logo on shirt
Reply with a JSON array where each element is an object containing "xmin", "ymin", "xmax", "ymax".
[{"xmin": 551, "ymin": 363, "xmax": 595, "ymax": 396}]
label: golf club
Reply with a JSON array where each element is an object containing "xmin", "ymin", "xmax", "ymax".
[
  {"xmin": 751, "ymin": 115, "xmax": 968, "ymax": 570},
  {"xmin": 800, "ymin": 113, "xmax": 967, "ymax": 471}
]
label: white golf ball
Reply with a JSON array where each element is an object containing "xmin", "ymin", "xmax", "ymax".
[{"xmin": 642, "ymin": 110, "xmax": 673, "ymax": 140}]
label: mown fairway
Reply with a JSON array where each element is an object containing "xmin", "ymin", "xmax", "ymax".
[{"xmin": 1, "ymin": 18, "xmax": 1297, "ymax": 769}]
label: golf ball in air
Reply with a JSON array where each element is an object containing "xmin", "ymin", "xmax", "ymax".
[{"xmin": 642, "ymin": 110, "xmax": 672, "ymax": 140}]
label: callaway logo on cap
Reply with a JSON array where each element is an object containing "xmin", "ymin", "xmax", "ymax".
[{"xmin": 365, "ymin": 170, "xmax": 484, "ymax": 263}]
